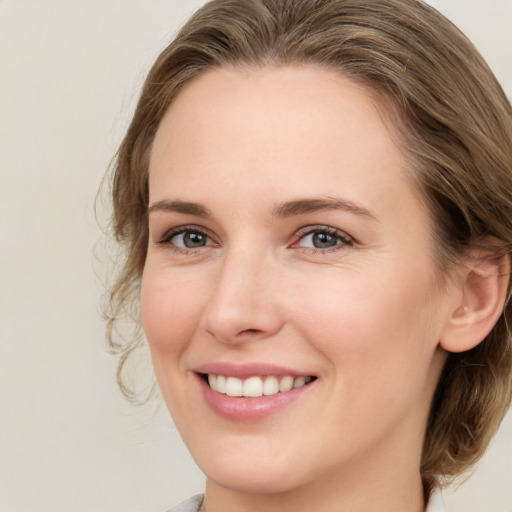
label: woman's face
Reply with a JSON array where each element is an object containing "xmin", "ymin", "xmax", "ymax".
[{"xmin": 142, "ymin": 66, "xmax": 457, "ymax": 495}]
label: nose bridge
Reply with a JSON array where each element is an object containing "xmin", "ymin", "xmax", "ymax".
[{"xmin": 203, "ymin": 245, "xmax": 282, "ymax": 344}]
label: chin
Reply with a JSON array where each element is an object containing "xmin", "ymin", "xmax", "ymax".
[
  {"xmin": 193, "ymin": 446, "xmax": 310, "ymax": 495},
  {"xmin": 205, "ymin": 464, "xmax": 303, "ymax": 495}
]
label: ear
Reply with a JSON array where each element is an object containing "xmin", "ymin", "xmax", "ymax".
[{"xmin": 440, "ymin": 247, "xmax": 510, "ymax": 353}]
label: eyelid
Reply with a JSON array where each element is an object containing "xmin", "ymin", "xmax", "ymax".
[{"xmin": 294, "ymin": 224, "xmax": 351, "ymax": 239}]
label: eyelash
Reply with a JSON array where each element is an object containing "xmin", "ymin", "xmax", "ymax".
[{"xmin": 157, "ymin": 225, "xmax": 354, "ymax": 255}]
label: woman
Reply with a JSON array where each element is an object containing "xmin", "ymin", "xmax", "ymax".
[{"xmin": 104, "ymin": 0, "xmax": 512, "ymax": 510}]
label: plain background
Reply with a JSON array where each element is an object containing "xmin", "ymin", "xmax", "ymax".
[{"xmin": 0, "ymin": 1, "xmax": 511, "ymax": 511}]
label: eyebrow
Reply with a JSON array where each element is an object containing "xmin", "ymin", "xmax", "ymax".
[
  {"xmin": 271, "ymin": 197, "xmax": 377, "ymax": 221},
  {"xmin": 147, "ymin": 196, "xmax": 377, "ymax": 221},
  {"xmin": 148, "ymin": 200, "xmax": 211, "ymax": 217}
]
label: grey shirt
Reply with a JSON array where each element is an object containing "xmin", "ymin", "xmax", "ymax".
[
  {"xmin": 166, "ymin": 494, "xmax": 203, "ymax": 512},
  {"xmin": 166, "ymin": 490, "xmax": 446, "ymax": 511}
]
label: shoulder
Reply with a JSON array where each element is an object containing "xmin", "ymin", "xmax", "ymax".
[{"xmin": 165, "ymin": 494, "xmax": 204, "ymax": 512}]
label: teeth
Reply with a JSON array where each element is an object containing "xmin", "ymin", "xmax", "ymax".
[
  {"xmin": 208, "ymin": 374, "xmax": 217, "ymax": 389},
  {"xmin": 243, "ymin": 376, "xmax": 263, "ymax": 397},
  {"xmin": 293, "ymin": 376, "xmax": 306, "ymax": 388},
  {"xmin": 207, "ymin": 374, "xmax": 312, "ymax": 397},
  {"xmin": 216, "ymin": 375, "xmax": 227, "ymax": 394},
  {"xmin": 263, "ymin": 376, "xmax": 279, "ymax": 395},
  {"xmin": 226, "ymin": 376, "xmax": 243, "ymax": 397},
  {"xmin": 279, "ymin": 375, "xmax": 294, "ymax": 392}
]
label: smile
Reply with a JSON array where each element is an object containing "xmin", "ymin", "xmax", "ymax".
[{"xmin": 207, "ymin": 374, "xmax": 314, "ymax": 397}]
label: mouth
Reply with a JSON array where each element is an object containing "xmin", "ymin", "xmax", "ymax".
[{"xmin": 201, "ymin": 373, "xmax": 316, "ymax": 398}]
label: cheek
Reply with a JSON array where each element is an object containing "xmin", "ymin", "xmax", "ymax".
[
  {"xmin": 293, "ymin": 268, "xmax": 442, "ymax": 442},
  {"xmin": 140, "ymin": 267, "xmax": 205, "ymax": 357},
  {"xmin": 291, "ymin": 264, "xmax": 439, "ymax": 383}
]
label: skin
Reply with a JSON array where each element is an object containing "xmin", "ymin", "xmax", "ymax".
[{"xmin": 141, "ymin": 66, "xmax": 465, "ymax": 512}]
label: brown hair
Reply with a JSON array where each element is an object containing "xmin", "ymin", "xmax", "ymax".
[{"xmin": 104, "ymin": 0, "xmax": 512, "ymax": 488}]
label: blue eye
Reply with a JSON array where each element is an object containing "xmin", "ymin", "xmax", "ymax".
[
  {"xmin": 296, "ymin": 227, "xmax": 352, "ymax": 250},
  {"xmin": 160, "ymin": 228, "xmax": 214, "ymax": 250},
  {"xmin": 173, "ymin": 231, "xmax": 209, "ymax": 248}
]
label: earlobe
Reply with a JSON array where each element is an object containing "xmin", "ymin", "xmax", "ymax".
[{"xmin": 440, "ymin": 250, "xmax": 510, "ymax": 353}]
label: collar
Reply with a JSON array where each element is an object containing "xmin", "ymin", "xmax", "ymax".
[{"xmin": 426, "ymin": 488, "xmax": 445, "ymax": 512}]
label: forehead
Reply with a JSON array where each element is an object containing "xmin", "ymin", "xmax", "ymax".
[{"xmin": 149, "ymin": 66, "xmax": 409, "ymax": 199}]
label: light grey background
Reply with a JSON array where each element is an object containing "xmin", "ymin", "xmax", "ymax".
[{"xmin": 0, "ymin": 1, "xmax": 510, "ymax": 511}]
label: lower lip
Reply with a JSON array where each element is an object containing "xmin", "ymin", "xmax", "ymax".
[{"xmin": 197, "ymin": 376, "xmax": 314, "ymax": 422}]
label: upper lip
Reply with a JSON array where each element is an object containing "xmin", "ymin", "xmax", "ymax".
[{"xmin": 194, "ymin": 362, "xmax": 315, "ymax": 379}]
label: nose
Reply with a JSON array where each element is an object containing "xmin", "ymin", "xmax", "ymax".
[{"xmin": 202, "ymin": 250, "xmax": 284, "ymax": 345}]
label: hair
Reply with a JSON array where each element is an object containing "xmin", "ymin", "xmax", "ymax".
[{"xmin": 104, "ymin": 0, "xmax": 512, "ymax": 490}]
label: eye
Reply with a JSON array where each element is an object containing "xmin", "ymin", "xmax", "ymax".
[
  {"xmin": 159, "ymin": 227, "xmax": 215, "ymax": 250},
  {"xmin": 173, "ymin": 231, "xmax": 210, "ymax": 248},
  {"xmin": 293, "ymin": 226, "xmax": 353, "ymax": 251}
]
